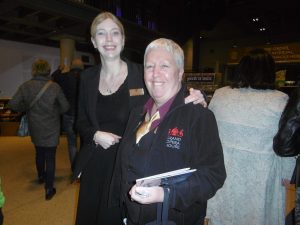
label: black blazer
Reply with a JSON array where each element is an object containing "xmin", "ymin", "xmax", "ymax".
[{"xmin": 72, "ymin": 59, "xmax": 148, "ymax": 181}]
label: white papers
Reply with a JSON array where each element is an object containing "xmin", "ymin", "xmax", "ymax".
[{"xmin": 136, "ymin": 167, "xmax": 197, "ymax": 187}]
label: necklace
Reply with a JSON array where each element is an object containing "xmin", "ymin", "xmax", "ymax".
[
  {"xmin": 105, "ymin": 78, "xmax": 116, "ymax": 94},
  {"xmin": 100, "ymin": 62, "xmax": 125, "ymax": 94},
  {"xmin": 101, "ymin": 76, "xmax": 117, "ymax": 94}
]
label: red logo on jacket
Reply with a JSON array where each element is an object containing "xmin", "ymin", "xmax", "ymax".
[
  {"xmin": 168, "ymin": 127, "xmax": 184, "ymax": 137},
  {"xmin": 166, "ymin": 127, "xmax": 184, "ymax": 150}
]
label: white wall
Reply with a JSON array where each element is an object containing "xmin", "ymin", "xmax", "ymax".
[{"xmin": 0, "ymin": 39, "xmax": 94, "ymax": 98}]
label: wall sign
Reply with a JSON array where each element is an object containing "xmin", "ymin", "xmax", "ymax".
[
  {"xmin": 228, "ymin": 42, "xmax": 300, "ymax": 64},
  {"xmin": 185, "ymin": 73, "xmax": 215, "ymax": 84}
]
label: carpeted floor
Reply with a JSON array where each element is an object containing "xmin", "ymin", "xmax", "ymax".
[{"xmin": 0, "ymin": 136, "xmax": 79, "ymax": 225}]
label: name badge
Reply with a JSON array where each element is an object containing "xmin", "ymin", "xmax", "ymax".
[{"xmin": 129, "ymin": 88, "xmax": 144, "ymax": 96}]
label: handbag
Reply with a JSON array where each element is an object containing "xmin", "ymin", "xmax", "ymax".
[
  {"xmin": 17, "ymin": 114, "xmax": 29, "ymax": 136},
  {"xmin": 17, "ymin": 81, "xmax": 52, "ymax": 137}
]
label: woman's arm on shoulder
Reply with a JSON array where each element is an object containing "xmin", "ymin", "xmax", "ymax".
[{"xmin": 184, "ymin": 88, "xmax": 207, "ymax": 107}]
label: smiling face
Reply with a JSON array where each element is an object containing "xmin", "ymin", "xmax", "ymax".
[
  {"xmin": 91, "ymin": 18, "xmax": 124, "ymax": 60},
  {"xmin": 144, "ymin": 48, "xmax": 184, "ymax": 107}
]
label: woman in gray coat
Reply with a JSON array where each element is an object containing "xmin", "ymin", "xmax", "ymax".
[{"xmin": 9, "ymin": 59, "xmax": 69, "ymax": 200}]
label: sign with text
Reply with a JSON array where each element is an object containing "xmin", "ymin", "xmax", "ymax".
[
  {"xmin": 185, "ymin": 73, "xmax": 215, "ymax": 84},
  {"xmin": 228, "ymin": 42, "xmax": 300, "ymax": 64}
]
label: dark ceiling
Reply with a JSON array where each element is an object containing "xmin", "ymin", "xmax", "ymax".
[{"xmin": 0, "ymin": 0, "xmax": 299, "ymax": 56}]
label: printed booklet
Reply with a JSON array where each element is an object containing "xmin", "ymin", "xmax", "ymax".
[{"xmin": 136, "ymin": 167, "xmax": 197, "ymax": 187}]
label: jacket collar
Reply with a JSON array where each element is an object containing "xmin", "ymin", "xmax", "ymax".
[
  {"xmin": 167, "ymin": 83, "xmax": 186, "ymax": 109},
  {"xmin": 32, "ymin": 75, "xmax": 51, "ymax": 81}
]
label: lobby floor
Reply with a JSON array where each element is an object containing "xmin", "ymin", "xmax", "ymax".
[{"xmin": 0, "ymin": 136, "xmax": 79, "ymax": 225}]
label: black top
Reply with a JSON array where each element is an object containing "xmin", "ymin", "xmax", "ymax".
[{"xmin": 96, "ymin": 78, "xmax": 129, "ymax": 136}]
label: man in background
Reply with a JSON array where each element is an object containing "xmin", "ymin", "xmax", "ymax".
[
  {"xmin": 51, "ymin": 64, "xmax": 65, "ymax": 81},
  {"xmin": 54, "ymin": 58, "xmax": 83, "ymax": 170}
]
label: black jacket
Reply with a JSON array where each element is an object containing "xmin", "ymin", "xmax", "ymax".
[
  {"xmin": 111, "ymin": 86, "xmax": 226, "ymax": 225},
  {"xmin": 72, "ymin": 59, "xmax": 148, "ymax": 180},
  {"xmin": 54, "ymin": 68, "xmax": 81, "ymax": 117},
  {"xmin": 273, "ymin": 87, "xmax": 300, "ymax": 186}
]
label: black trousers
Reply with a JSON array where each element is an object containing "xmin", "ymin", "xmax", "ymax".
[
  {"xmin": 0, "ymin": 208, "xmax": 3, "ymax": 225},
  {"xmin": 34, "ymin": 146, "xmax": 57, "ymax": 189}
]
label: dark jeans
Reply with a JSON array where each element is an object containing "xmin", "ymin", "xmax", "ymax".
[
  {"xmin": 62, "ymin": 114, "xmax": 77, "ymax": 168},
  {"xmin": 0, "ymin": 208, "xmax": 3, "ymax": 225},
  {"xmin": 35, "ymin": 146, "xmax": 56, "ymax": 189}
]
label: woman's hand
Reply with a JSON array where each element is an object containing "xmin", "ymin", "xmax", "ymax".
[
  {"xmin": 185, "ymin": 88, "xmax": 207, "ymax": 107},
  {"xmin": 93, "ymin": 131, "xmax": 121, "ymax": 149},
  {"xmin": 129, "ymin": 184, "xmax": 164, "ymax": 204}
]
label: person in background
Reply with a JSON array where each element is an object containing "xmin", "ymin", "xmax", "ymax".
[
  {"xmin": 51, "ymin": 64, "xmax": 65, "ymax": 81},
  {"xmin": 0, "ymin": 178, "xmax": 4, "ymax": 225},
  {"xmin": 206, "ymin": 48, "xmax": 295, "ymax": 225},
  {"xmin": 72, "ymin": 12, "xmax": 206, "ymax": 225},
  {"xmin": 8, "ymin": 59, "xmax": 69, "ymax": 200},
  {"xmin": 54, "ymin": 58, "xmax": 83, "ymax": 170},
  {"xmin": 273, "ymin": 87, "xmax": 300, "ymax": 224},
  {"xmin": 110, "ymin": 38, "xmax": 226, "ymax": 225}
]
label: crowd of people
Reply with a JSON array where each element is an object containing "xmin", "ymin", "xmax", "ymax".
[{"xmin": 2, "ymin": 10, "xmax": 299, "ymax": 225}]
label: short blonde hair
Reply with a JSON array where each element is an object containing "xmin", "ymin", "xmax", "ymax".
[
  {"xmin": 90, "ymin": 11, "xmax": 125, "ymax": 38},
  {"xmin": 144, "ymin": 38, "xmax": 184, "ymax": 71},
  {"xmin": 32, "ymin": 59, "xmax": 51, "ymax": 77}
]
